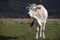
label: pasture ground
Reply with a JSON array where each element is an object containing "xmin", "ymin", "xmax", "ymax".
[{"xmin": 0, "ymin": 18, "xmax": 60, "ymax": 40}]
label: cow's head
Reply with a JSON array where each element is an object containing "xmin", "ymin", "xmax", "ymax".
[{"xmin": 26, "ymin": 4, "xmax": 42, "ymax": 18}]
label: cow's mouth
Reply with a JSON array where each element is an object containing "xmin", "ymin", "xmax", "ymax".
[{"xmin": 27, "ymin": 14, "xmax": 31, "ymax": 18}]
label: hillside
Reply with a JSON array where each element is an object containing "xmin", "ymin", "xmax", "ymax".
[{"xmin": 0, "ymin": 0, "xmax": 60, "ymax": 18}]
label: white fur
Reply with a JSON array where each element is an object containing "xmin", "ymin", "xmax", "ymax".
[{"xmin": 27, "ymin": 4, "xmax": 48, "ymax": 39}]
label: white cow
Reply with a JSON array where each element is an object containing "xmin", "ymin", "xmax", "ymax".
[{"xmin": 26, "ymin": 4, "xmax": 48, "ymax": 39}]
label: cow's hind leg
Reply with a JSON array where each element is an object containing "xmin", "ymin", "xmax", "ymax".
[{"xmin": 42, "ymin": 22, "xmax": 46, "ymax": 38}]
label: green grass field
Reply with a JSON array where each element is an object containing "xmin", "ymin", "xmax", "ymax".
[{"xmin": 0, "ymin": 19, "xmax": 60, "ymax": 40}]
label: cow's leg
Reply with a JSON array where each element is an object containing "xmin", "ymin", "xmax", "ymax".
[
  {"xmin": 36, "ymin": 26, "xmax": 39, "ymax": 39},
  {"xmin": 42, "ymin": 22, "xmax": 46, "ymax": 38},
  {"xmin": 37, "ymin": 19, "xmax": 42, "ymax": 38},
  {"xmin": 39, "ymin": 23, "xmax": 42, "ymax": 38},
  {"xmin": 34, "ymin": 16, "xmax": 42, "ymax": 38},
  {"xmin": 29, "ymin": 20, "xmax": 35, "ymax": 31}
]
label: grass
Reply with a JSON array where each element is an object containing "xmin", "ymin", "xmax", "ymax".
[
  {"xmin": 0, "ymin": 18, "xmax": 60, "ymax": 40},
  {"xmin": 45, "ymin": 22, "xmax": 60, "ymax": 40}
]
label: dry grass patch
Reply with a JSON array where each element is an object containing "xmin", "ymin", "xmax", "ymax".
[{"xmin": 0, "ymin": 18, "xmax": 60, "ymax": 24}]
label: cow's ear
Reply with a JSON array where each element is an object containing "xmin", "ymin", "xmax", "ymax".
[
  {"xmin": 26, "ymin": 6, "xmax": 29, "ymax": 10},
  {"xmin": 36, "ymin": 7, "xmax": 41, "ymax": 9}
]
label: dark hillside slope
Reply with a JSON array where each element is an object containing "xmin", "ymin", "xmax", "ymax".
[{"xmin": 0, "ymin": 0, "xmax": 60, "ymax": 18}]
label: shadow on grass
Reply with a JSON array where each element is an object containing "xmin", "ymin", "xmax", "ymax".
[
  {"xmin": 0, "ymin": 35, "xmax": 19, "ymax": 40},
  {"xmin": 0, "ymin": 35, "xmax": 60, "ymax": 40},
  {"xmin": 19, "ymin": 36, "xmax": 60, "ymax": 40},
  {"xmin": 0, "ymin": 35, "xmax": 34, "ymax": 40},
  {"xmin": 19, "ymin": 36, "xmax": 34, "ymax": 40}
]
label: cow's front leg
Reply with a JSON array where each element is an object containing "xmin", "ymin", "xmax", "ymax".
[
  {"xmin": 36, "ymin": 26, "xmax": 39, "ymax": 39},
  {"xmin": 39, "ymin": 24, "xmax": 42, "ymax": 38}
]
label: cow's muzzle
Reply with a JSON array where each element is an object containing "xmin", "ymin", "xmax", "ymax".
[{"xmin": 27, "ymin": 14, "xmax": 31, "ymax": 18}]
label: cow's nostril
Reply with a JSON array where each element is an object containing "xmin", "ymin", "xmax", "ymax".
[{"xmin": 27, "ymin": 14, "xmax": 31, "ymax": 18}]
